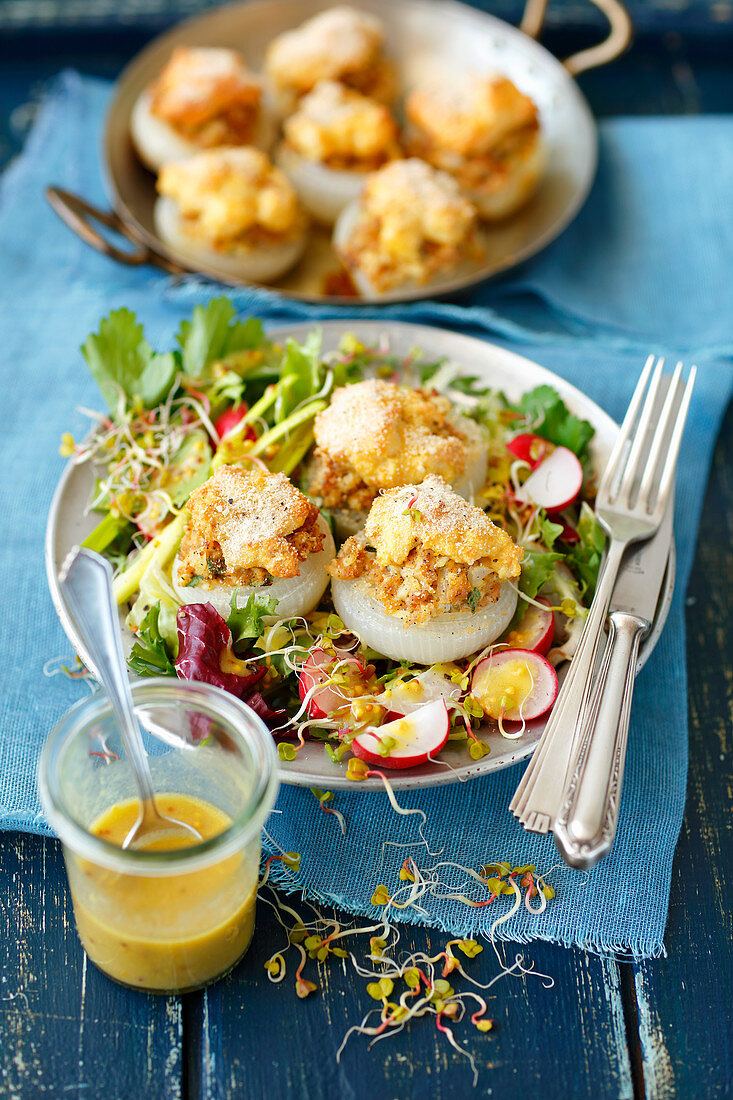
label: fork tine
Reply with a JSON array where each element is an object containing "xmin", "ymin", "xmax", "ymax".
[
  {"xmin": 636, "ymin": 361, "xmax": 684, "ymax": 509},
  {"xmin": 598, "ymin": 354, "xmax": 656, "ymax": 500},
  {"xmin": 614, "ymin": 357, "xmax": 665, "ymax": 508},
  {"xmin": 651, "ymin": 366, "xmax": 696, "ymax": 513}
]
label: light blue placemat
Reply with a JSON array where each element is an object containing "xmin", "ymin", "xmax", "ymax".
[{"xmin": 1, "ymin": 73, "xmax": 731, "ymax": 957}]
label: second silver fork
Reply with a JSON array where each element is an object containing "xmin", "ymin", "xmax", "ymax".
[{"xmin": 510, "ymin": 355, "xmax": 695, "ymax": 832}]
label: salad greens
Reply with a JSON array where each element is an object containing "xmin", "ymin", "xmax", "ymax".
[
  {"xmin": 65, "ymin": 298, "xmax": 607, "ymax": 754},
  {"xmin": 510, "ymin": 384, "xmax": 594, "ymax": 458},
  {"xmin": 127, "ymin": 605, "xmax": 177, "ymax": 677},
  {"xmin": 228, "ymin": 592, "xmax": 279, "ymax": 649},
  {"xmin": 176, "ymin": 299, "xmax": 265, "ymax": 379},
  {"xmin": 82, "ymin": 309, "xmax": 177, "ymax": 413},
  {"xmin": 565, "ymin": 502, "xmax": 607, "ymax": 599}
]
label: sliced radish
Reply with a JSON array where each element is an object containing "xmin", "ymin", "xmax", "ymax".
[
  {"xmin": 506, "ymin": 433, "xmax": 554, "ymax": 470},
  {"xmin": 298, "ymin": 646, "xmax": 366, "ymax": 720},
  {"xmin": 515, "ymin": 446, "xmax": 583, "ymax": 514},
  {"xmin": 471, "ymin": 648, "xmax": 558, "ymax": 722},
  {"xmin": 378, "ymin": 669, "xmax": 463, "ymax": 716},
  {"xmin": 213, "ymin": 405, "xmax": 256, "ymax": 446},
  {"xmin": 502, "ymin": 598, "xmax": 554, "ymax": 656},
  {"xmin": 351, "ymin": 700, "xmax": 449, "ymax": 769}
]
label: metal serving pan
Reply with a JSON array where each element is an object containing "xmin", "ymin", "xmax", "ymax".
[
  {"xmin": 45, "ymin": 320, "xmax": 673, "ymax": 792},
  {"xmin": 46, "ymin": 0, "xmax": 631, "ymax": 304}
]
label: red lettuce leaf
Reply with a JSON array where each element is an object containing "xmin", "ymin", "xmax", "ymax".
[
  {"xmin": 176, "ymin": 603, "xmax": 266, "ymax": 697},
  {"xmin": 246, "ymin": 691, "xmax": 288, "ymax": 728}
]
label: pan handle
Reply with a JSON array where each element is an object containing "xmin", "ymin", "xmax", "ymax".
[
  {"xmin": 520, "ymin": 0, "xmax": 632, "ymax": 75},
  {"xmin": 45, "ymin": 186, "xmax": 184, "ymax": 274}
]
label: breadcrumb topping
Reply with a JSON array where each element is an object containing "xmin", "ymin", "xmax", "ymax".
[
  {"xmin": 405, "ymin": 75, "xmax": 543, "ymax": 211},
  {"xmin": 309, "ymin": 379, "xmax": 484, "ymax": 509},
  {"xmin": 178, "ymin": 465, "xmax": 324, "ymax": 586},
  {"xmin": 283, "ymin": 80, "xmax": 399, "ymax": 168},
  {"xmin": 265, "ymin": 6, "xmax": 394, "ymax": 100},
  {"xmin": 149, "ymin": 47, "xmax": 263, "ymax": 146},
  {"xmin": 337, "ymin": 158, "xmax": 479, "ymax": 291},
  {"xmin": 329, "ymin": 475, "xmax": 522, "ymax": 624},
  {"xmin": 157, "ymin": 147, "xmax": 306, "ymax": 248},
  {"xmin": 406, "ymin": 74, "xmax": 539, "ymax": 157}
]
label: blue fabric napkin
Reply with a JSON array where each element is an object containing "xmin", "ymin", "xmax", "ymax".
[{"xmin": 1, "ymin": 72, "xmax": 731, "ymax": 958}]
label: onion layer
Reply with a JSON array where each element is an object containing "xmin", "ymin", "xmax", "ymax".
[
  {"xmin": 331, "ymin": 577, "xmax": 517, "ymax": 664},
  {"xmin": 172, "ymin": 515, "xmax": 335, "ymax": 621},
  {"xmin": 275, "ymin": 143, "xmax": 368, "ymax": 225},
  {"xmin": 468, "ymin": 136, "xmax": 546, "ymax": 221},
  {"xmin": 154, "ymin": 196, "xmax": 306, "ymax": 282},
  {"xmin": 130, "ymin": 91, "xmax": 276, "ymax": 173},
  {"xmin": 333, "ymin": 198, "xmax": 482, "ymax": 299}
]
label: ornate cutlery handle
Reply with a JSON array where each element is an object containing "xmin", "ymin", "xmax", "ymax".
[
  {"xmin": 553, "ymin": 610, "xmax": 649, "ymax": 869},
  {"xmin": 510, "ymin": 536, "xmax": 627, "ymax": 823}
]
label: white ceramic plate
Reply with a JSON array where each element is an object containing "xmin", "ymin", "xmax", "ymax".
[{"xmin": 46, "ymin": 321, "xmax": 674, "ymax": 790}]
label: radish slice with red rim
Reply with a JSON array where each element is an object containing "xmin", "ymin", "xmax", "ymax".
[
  {"xmin": 471, "ymin": 648, "xmax": 558, "ymax": 722},
  {"xmin": 298, "ymin": 645, "xmax": 365, "ymax": 719},
  {"xmin": 351, "ymin": 700, "xmax": 449, "ymax": 769},
  {"xmin": 378, "ymin": 669, "xmax": 463, "ymax": 716},
  {"xmin": 503, "ymin": 597, "xmax": 554, "ymax": 656},
  {"xmin": 506, "ymin": 432, "xmax": 554, "ymax": 470},
  {"xmin": 515, "ymin": 446, "xmax": 583, "ymax": 514}
]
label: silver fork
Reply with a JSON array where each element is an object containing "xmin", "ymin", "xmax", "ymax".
[{"xmin": 509, "ymin": 356, "xmax": 696, "ymax": 832}]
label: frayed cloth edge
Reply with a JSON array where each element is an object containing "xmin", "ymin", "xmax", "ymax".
[{"xmin": 261, "ymin": 851, "xmax": 668, "ymax": 962}]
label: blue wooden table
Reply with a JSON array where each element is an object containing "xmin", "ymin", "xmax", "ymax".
[{"xmin": 1, "ymin": 4, "xmax": 731, "ymax": 1096}]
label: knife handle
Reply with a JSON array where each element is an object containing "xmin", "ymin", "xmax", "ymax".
[{"xmin": 553, "ymin": 610, "xmax": 649, "ymax": 869}]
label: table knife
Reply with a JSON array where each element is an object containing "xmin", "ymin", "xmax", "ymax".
[{"xmin": 553, "ymin": 502, "xmax": 674, "ymax": 869}]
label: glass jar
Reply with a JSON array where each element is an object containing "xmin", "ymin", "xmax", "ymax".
[{"xmin": 38, "ymin": 679, "xmax": 279, "ymax": 994}]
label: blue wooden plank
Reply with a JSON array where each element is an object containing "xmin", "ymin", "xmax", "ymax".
[
  {"xmin": 190, "ymin": 909, "xmax": 633, "ymax": 1100},
  {"xmin": 630, "ymin": 405, "xmax": 733, "ymax": 1100},
  {"xmin": 0, "ymin": 833, "xmax": 183, "ymax": 1100}
]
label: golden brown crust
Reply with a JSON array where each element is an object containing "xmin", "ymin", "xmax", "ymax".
[
  {"xmin": 265, "ymin": 7, "xmax": 393, "ymax": 100},
  {"xmin": 157, "ymin": 147, "xmax": 306, "ymax": 248},
  {"xmin": 329, "ymin": 475, "xmax": 522, "ymax": 625},
  {"xmin": 337, "ymin": 158, "xmax": 479, "ymax": 291},
  {"xmin": 306, "ymin": 449, "xmax": 376, "ymax": 512},
  {"xmin": 405, "ymin": 75, "xmax": 539, "ymax": 158},
  {"xmin": 177, "ymin": 465, "xmax": 323, "ymax": 586},
  {"xmin": 329, "ymin": 538, "xmax": 506, "ymax": 625},
  {"xmin": 409, "ymin": 124, "xmax": 541, "ymax": 198},
  {"xmin": 283, "ymin": 80, "xmax": 400, "ymax": 168},
  {"xmin": 309, "ymin": 379, "xmax": 483, "ymax": 507},
  {"xmin": 149, "ymin": 47, "xmax": 263, "ymax": 146}
]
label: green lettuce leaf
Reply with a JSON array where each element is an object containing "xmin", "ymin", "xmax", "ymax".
[
  {"xmin": 81, "ymin": 309, "xmax": 176, "ymax": 414},
  {"xmin": 537, "ymin": 510, "xmax": 564, "ymax": 551},
  {"xmin": 228, "ymin": 593, "xmax": 279, "ymax": 649},
  {"xmin": 274, "ymin": 330, "xmax": 323, "ymax": 422},
  {"xmin": 505, "ymin": 547, "xmax": 563, "ymax": 633},
  {"xmin": 565, "ymin": 502, "xmax": 607, "ymax": 598},
  {"xmin": 446, "ymin": 374, "xmax": 492, "ymax": 397},
  {"xmin": 128, "ymin": 604, "xmax": 177, "ymax": 677},
  {"xmin": 512, "ymin": 385, "xmax": 594, "ymax": 457},
  {"xmin": 177, "ymin": 298, "xmax": 265, "ymax": 379}
]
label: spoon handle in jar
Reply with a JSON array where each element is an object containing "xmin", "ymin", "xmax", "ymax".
[{"xmin": 59, "ymin": 547, "xmax": 157, "ymax": 805}]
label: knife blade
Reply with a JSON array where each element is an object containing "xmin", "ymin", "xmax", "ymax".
[{"xmin": 610, "ymin": 498, "xmax": 674, "ymax": 623}]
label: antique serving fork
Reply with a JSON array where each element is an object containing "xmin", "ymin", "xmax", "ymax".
[{"xmin": 510, "ymin": 356, "xmax": 696, "ymax": 833}]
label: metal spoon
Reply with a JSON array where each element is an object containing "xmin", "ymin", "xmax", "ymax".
[{"xmin": 59, "ymin": 547, "xmax": 202, "ymax": 850}]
